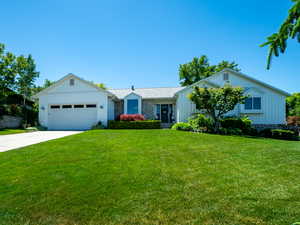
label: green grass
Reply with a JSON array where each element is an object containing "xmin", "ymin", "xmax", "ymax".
[
  {"xmin": 0, "ymin": 129, "xmax": 26, "ymax": 135},
  {"xmin": 0, "ymin": 130, "xmax": 300, "ymax": 225}
]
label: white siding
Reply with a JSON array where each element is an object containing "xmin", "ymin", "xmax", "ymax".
[
  {"xmin": 38, "ymin": 77, "xmax": 109, "ymax": 129},
  {"xmin": 108, "ymin": 98, "xmax": 115, "ymax": 121},
  {"xmin": 176, "ymin": 71, "xmax": 287, "ymax": 124}
]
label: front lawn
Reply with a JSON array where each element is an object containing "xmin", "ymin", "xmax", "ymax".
[
  {"xmin": 0, "ymin": 130, "xmax": 299, "ymax": 225},
  {"xmin": 0, "ymin": 129, "xmax": 26, "ymax": 135}
]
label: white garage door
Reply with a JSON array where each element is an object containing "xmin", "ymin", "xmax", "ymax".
[{"xmin": 48, "ymin": 104, "xmax": 97, "ymax": 130}]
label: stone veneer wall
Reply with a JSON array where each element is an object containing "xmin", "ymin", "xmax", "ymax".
[
  {"xmin": 0, "ymin": 115, "xmax": 22, "ymax": 129},
  {"xmin": 142, "ymin": 100, "xmax": 156, "ymax": 120}
]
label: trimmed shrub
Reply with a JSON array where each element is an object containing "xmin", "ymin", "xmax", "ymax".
[
  {"xmin": 188, "ymin": 114, "xmax": 213, "ymax": 132},
  {"xmin": 108, "ymin": 120, "xmax": 160, "ymax": 129},
  {"xmin": 91, "ymin": 121, "xmax": 105, "ymax": 130},
  {"xmin": 171, "ymin": 122, "xmax": 192, "ymax": 131},
  {"xmin": 221, "ymin": 117, "xmax": 252, "ymax": 134},
  {"xmin": 271, "ymin": 129, "xmax": 298, "ymax": 140},
  {"xmin": 219, "ymin": 128, "xmax": 243, "ymax": 135},
  {"xmin": 119, "ymin": 114, "xmax": 145, "ymax": 121},
  {"xmin": 259, "ymin": 128, "xmax": 272, "ymax": 138},
  {"xmin": 259, "ymin": 128, "xmax": 298, "ymax": 140}
]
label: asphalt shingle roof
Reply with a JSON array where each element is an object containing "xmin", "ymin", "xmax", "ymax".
[{"xmin": 109, "ymin": 87, "xmax": 184, "ymax": 99}]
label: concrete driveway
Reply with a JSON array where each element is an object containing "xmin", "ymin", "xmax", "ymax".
[{"xmin": 0, "ymin": 131, "xmax": 82, "ymax": 152}]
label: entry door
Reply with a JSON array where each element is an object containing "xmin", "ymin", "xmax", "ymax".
[{"xmin": 161, "ymin": 104, "xmax": 169, "ymax": 123}]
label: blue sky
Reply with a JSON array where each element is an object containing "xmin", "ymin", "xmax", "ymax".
[{"xmin": 1, "ymin": 0, "xmax": 299, "ymax": 93}]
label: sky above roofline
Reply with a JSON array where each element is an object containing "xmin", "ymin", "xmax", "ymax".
[{"xmin": 1, "ymin": 0, "xmax": 299, "ymax": 93}]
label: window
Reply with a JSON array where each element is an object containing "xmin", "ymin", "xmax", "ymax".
[
  {"xmin": 253, "ymin": 97, "xmax": 261, "ymax": 109},
  {"xmin": 70, "ymin": 79, "xmax": 75, "ymax": 86},
  {"xmin": 74, "ymin": 104, "xmax": 84, "ymax": 108},
  {"xmin": 156, "ymin": 104, "xmax": 161, "ymax": 120},
  {"xmin": 86, "ymin": 104, "xmax": 96, "ymax": 108},
  {"xmin": 127, "ymin": 99, "xmax": 138, "ymax": 114},
  {"xmin": 244, "ymin": 97, "xmax": 261, "ymax": 110},
  {"xmin": 50, "ymin": 105, "xmax": 60, "ymax": 109},
  {"xmin": 62, "ymin": 105, "xmax": 72, "ymax": 108},
  {"xmin": 223, "ymin": 73, "xmax": 229, "ymax": 81}
]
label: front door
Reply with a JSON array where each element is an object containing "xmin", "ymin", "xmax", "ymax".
[{"xmin": 161, "ymin": 104, "xmax": 169, "ymax": 123}]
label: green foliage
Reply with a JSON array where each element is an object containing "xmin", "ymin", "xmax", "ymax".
[
  {"xmin": 95, "ymin": 83, "xmax": 107, "ymax": 90},
  {"xmin": 287, "ymin": 93, "xmax": 300, "ymax": 116},
  {"xmin": 221, "ymin": 117, "xmax": 252, "ymax": 134},
  {"xmin": 271, "ymin": 129, "xmax": 298, "ymax": 140},
  {"xmin": 171, "ymin": 122, "xmax": 192, "ymax": 131},
  {"xmin": 188, "ymin": 114, "xmax": 213, "ymax": 132},
  {"xmin": 0, "ymin": 43, "xmax": 17, "ymax": 100},
  {"xmin": 31, "ymin": 79, "xmax": 54, "ymax": 95},
  {"xmin": 259, "ymin": 128, "xmax": 298, "ymax": 140},
  {"xmin": 189, "ymin": 85, "xmax": 246, "ymax": 132},
  {"xmin": 108, "ymin": 120, "xmax": 161, "ymax": 129},
  {"xmin": 219, "ymin": 127, "xmax": 243, "ymax": 135},
  {"xmin": 261, "ymin": 0, "xmax": 300, "ymax": 69},
  {"xmin": 1, "ymin": 104, "xmax": 23, "ymax": 117},
  {"xmin": 179, "ymin": 55, "xmax": 240, "ymax": 86},
  {"xmin": 91, "ymin": 121, "xmax": 105, "ymax": 129}
]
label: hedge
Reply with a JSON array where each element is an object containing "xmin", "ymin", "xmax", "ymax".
[
  {"xmin": 171, "ymin": 122, "xmax": 193, "ymax": 131},
  {"xmin": 108, "ymin": 120, "xmax": 161, "ymax": 129},
  {"xmin": 259, "ymin": 128, "xmax": 298, "ymax": 140},
  {"xmin": 271, "ymin": 129, "xmax": 298, "ymax": 140}
]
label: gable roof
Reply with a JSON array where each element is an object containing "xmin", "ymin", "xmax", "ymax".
[
  {"xmin": 174, "ymin": 80, "xmax": 220, "ymax": 96},
  {"xmin": 175, "ymin": 68, "xmax": 290, "ymax": 97},
  {"xmin": 109, "ymin": 87, "xmax": 184, "ymax": 99},
  {"xmin": 32, "ymin": 73, "xmax": 117, "ymax": 99}
]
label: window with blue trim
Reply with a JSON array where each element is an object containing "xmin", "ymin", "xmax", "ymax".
[
  {"xmin": 245, "ymin": 98, "xmax": 252, "ymax": 110},
  {"xmin": 244, "ymin": 97, "xmax": 261, "ymax": 110},
  {"xmin": 127, "ymin": 99, "xmax": 138, "ymax": 114}
]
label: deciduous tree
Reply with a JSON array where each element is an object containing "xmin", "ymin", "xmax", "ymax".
[
  {"xmin": 188, "ymin": 85, "xmax": 246, "ymax": 132},
  {"xmin": 179, "ymin": 55, "xmax": 240, "ymax": 86},
  {"xmin": 287, "ymin": 92, "xmax": 300, "ymax": 116}
]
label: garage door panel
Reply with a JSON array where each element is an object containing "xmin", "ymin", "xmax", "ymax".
[{"xmin": 48, "ymin": 107, "xmax": 97, "ymax": 130}]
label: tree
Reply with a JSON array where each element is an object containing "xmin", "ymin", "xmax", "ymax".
[
  {"xmin": 261, "ymin": 0, "xmax": 300, "ymax": 69},
  {"xmin": 0, "ymin": 43, "xmax": 17, "ymax": 100},
  {"xmin": 31, "ymin": 79, "xmax": 54, "ymax": 95},
  {"xmin": 16, "ymin": 54, "xmax": 40, "ymax": 125},
  {"xmin": 286, "ymin": 92, "xmax": 300, "ymax": 116},
  {"xmin": 179, "ymin": 55, "xmax": 240, "ymax": 86},
  {"xmin": 188, "ymin": 85, "xmax": 246, "ymax": 132},
  {"xmin": 95, "ymin": 83, "xmax": 107, "ymax": 90}
]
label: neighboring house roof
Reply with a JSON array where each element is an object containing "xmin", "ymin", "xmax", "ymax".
[
  {"xmin": 175, "ymin": 68, "xmax": 290, "ymax": 97},
  {"xmin": 33, "ymin": 73, "xmax": 117, "ymax": 99},
  {"xmin": 109, "ymin": 87, "xmax": 184, "ymax": 99}
]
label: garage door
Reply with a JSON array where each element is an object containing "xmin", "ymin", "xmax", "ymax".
[{"xmin": 48, "ymin": 104, "xmax": 97, "ymax": 130}]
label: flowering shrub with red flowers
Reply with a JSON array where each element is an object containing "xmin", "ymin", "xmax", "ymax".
[{"xmin": 119, "ymin": 114, "xmax": 145, "ymax": 121}]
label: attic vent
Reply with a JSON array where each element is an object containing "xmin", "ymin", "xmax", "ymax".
[
  {"xmin": 223, "ymin": 73, "xmax": 229, "ymax": 81},
  {"xmin": 70, "ymin": 79, "xmax": 75, "ymax": 86}
]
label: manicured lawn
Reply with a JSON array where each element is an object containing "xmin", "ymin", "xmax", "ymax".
[
  {"xmin": 0, "ymin": 130, "xmax": 299, "ymax": 225},
  {"xmin": 0, "ymin": 129, "xmax": 26, "ymax": 135}
]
